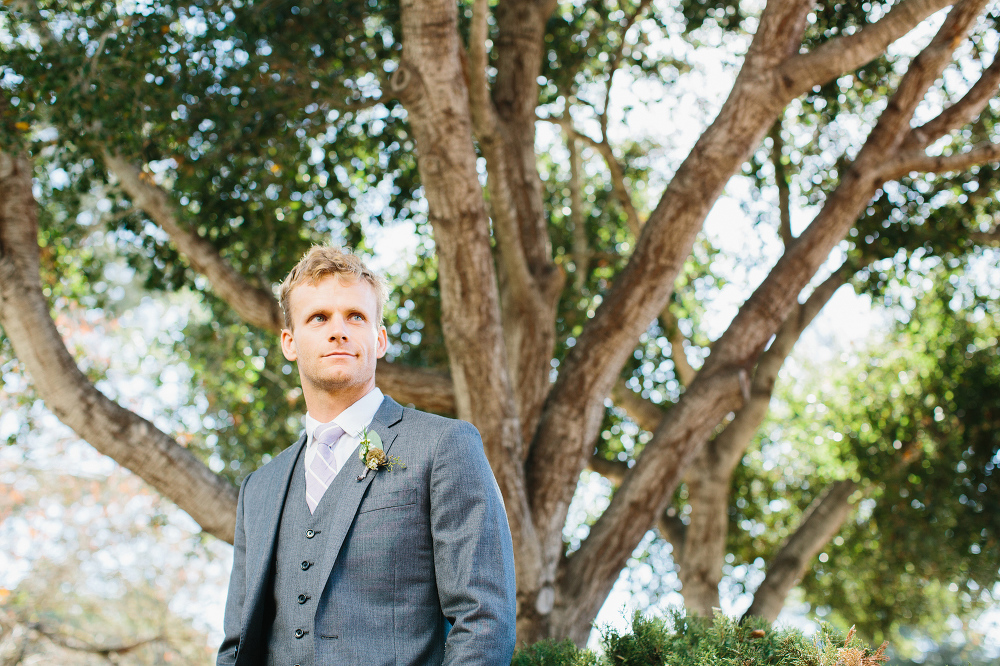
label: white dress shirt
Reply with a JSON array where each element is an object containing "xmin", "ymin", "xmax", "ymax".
[{"xmin": 303, "ymin": 387, "xmax": 384, "ymax": 483}]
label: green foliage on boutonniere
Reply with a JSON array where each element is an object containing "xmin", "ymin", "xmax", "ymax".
[{"xmin": 356, "ymin": 426, "xmax": 405, "ymax": 481}]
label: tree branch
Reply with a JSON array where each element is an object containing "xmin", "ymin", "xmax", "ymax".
[
  {"xmin": 757, "ymin": 269, "xmax": 848, "ymax": 388},
  {"xmin": 529, "ymin": 5, "xmax": 821, "ymax": 601},
  {"xmin": 103, "ymin": 152, "xmax": 284, "ymax": 333},
  {"xmin": 877, "ymin": 141, "xmax": 1000, "ymax": 180},
  {"xmin": 599, "ymin": 0, "xmax": 655, "ymax": 141},
  {"xmin": 657, "ymin": 508, "xmax": 687, "ymax": 560},
  {"xmin": 376, "ymin": 359, "xmax": 455, "ymax": 415},
  {"xmin": 587, "ymin": 454, "xmax": 629, "ymax": 486},
  {"xmin": 658, "ymin": 307, "xmax": 697, "ymax": 387},
  {"xmin": 742, "ymin": 479, "xmax": 858, "ymax": 622},
  {"xmin": 611, "ymin": 379, "xmax": 665, "ymax": 433},
  {"xmin": 673, "ymin": 270, "xmax": 846, "ymax": 614},
  {"xmin": 779, "ymin": 0, "xmax": 958, "ymax": 96},
  {"xmin": 859, "ymin": 0, "xmax": 988, "ymax": 161},
  {"xmin": 599, "ymin": 26, "xmax": 979, "ymax": 589},
  {"xmin": 104, "ymin": 152, "xmax": 456, "ymax": 413},
  {"xmin": 394, "ymin": 2, "xmax": 541, "ymax": 637},
  {"xmin": 467, "ymin": 0, "xmax": 498, "ymax": 138},
  {"xmin": 770, "ymin": 121, "xmax": 794, "ymax": 247},
  {"xmin": 0, "ymin": 151, "xmax": 239, "ymax": 543},
  {"xmin": 553, "ymin": 365, "xmax": 747, "ymax": 637},
  {"xmin": 700, "ymin": 0, "xmax": 985, "ymax": 379},
  {"xmin": 479, "ymin": 0, "xmax": 565, "ymax": 452},
  {"xmin": 566, "ymin": 132, "xmax": 589, "ymax": 291},
  {"xmin": 544, "ymin": 0, "xmax": 987, "ymax": 615},
  {"xmin": 550, "ymin": 116, "xmax": 642, "ymax": 237},
  {"xmin": 527, "ymin": 0, "xmax": 832, "ymax": 588},
  {"xmin": 564, "ymin": 7, "xmax": 987, "ymax": 600},
  {"xmin": 904, "ymin": 51, "xmax": 1000, "ymax": 151},
  {"xmin": 31, "ymin": 622, "xmax": 161, "ymax": 657},
  {"xmin": 743, "ymin": 0, "xmax": 816, "ymax": 70}
]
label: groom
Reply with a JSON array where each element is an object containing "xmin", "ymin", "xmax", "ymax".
[{"xmin": 217, "ymin": 246, "xmax": 517, "ymax": 666}]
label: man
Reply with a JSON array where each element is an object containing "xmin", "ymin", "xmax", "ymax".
[{"xmin": 218, "ymin": 246, "xmax": 517, "ymax": 666}]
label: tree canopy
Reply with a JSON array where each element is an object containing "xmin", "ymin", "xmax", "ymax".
[{"xmin": 2, "ymin": 0, "xmax": 999, "ymax": 647}]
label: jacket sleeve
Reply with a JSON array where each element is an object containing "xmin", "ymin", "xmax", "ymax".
[
  {"xmin": 217, "ymin": 473, "xmax": 253, "ymax": 666},
  {"xmin": 430, "ymin": 420, "xmax": 517, "ymax": 665}
]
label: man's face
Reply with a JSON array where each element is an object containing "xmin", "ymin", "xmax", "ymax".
[{"xmin": 280, "ymin": 275, "xmax": 387, "ymax": 403}]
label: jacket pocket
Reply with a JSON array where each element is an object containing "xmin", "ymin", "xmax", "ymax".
[{"xmin": 358, "ymin": 488, "xmax": 417, "ymax": 513}]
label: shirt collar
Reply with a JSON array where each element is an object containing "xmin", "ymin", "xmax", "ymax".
[{"xmin": 305, "ymin": 387, "xmax": 384, "ymax": 444}]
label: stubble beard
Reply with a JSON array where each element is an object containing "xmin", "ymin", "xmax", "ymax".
[{"xmin": 301, "ymin": 362, "xmax": 375, "ymax": 399}]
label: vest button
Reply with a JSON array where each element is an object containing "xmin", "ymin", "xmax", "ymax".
[
  {"xmin": 298, "ymin": 594, "xmax": 307, "ymax": 604},
  {"xmin": 306, "ymin": 529, "xmax": 315, "ymax": 538},
  {"xmin": 294, "ymin": 629, "xmax": 304, "ymax": 639},
  {"xmin": 300, "ymin": 561, "xmax": 311, "ymax": 570}
]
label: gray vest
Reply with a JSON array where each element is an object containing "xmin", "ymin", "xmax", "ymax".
[{"xmin": 265, "ymin": 447, "xmax": 350, "ymax": 666}]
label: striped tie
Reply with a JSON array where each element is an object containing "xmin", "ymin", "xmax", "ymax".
[{"xmin": 306, "ymin": 422, "xmax": 345, "ymax": 513}]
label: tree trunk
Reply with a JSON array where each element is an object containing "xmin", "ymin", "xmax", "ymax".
[
  {"xmin": 547, "ymin": 2, "xmax": 983, "ymax": 640},
  {"xmin": 7, "ymin": 0, "xmax": 996, "ymax": 648},
  {"xmin": 0, "ymin": 151, "xmax": 239, "ymax": 542},
  {"xmin": 472, "ymin": 0, "xmax": 564, "ymax": 446},
  {"xmin": 742, "ymin": 480, "xmax": 858, "ymax": 622},
  {"xmin": 678, "ymin": 272, "xmax": 847, "ymax": 615},
  {"xmin": 392, "ymin": 0, "xmax": 547, "ymax": 644}
]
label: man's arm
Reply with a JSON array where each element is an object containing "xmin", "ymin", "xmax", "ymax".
[
  {"xmin": 430, "ymin": 420, "xmax": 517, "ymax": 665},
  {"xmin": 218, "ymin": 473, "xmax": 252, "ymax": 666}
]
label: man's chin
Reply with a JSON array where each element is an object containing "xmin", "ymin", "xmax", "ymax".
[{"xmin": 311, "ymin": 374, "xmax": 373, "ymax": 394}]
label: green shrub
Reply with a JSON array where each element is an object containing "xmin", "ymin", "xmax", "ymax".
[
  {"xmin": 511, "ymin": 612, "xmax": 888, "ymax": 666},
  {"xmin": 511, "ymin": 638, "xmax": 601, "ymax": 666}
]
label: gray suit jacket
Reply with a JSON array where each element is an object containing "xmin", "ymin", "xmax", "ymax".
[{"xmin": 218, "ymin": 396, "xmax": 517, "ymax": 665}]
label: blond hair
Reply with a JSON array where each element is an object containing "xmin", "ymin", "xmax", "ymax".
[{"xmin": 279, "ymin": 246, "xmax": 388, "ymax": 329}]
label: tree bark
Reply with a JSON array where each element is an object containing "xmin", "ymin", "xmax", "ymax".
[
  {"xmin": 742, "ymin": 480, "xmax": 858, "ymax": 622},
  {"xmin": 548, "ymin": 1, "xmax": 983, "ymax": 641},
  {"xmin": 531, "ymin": 2, "xmax": 955, "ymax": 519},
  {"xmin": 392, "ymin": 0, "xmax": 545, "ymax": 643},
  {"xmin": 530, "ymin": 5, "xmax": 819, "ymax": 604},
  {"xmin": 678, "ymin": 271, "xmax": 846, "ymax": 615},
  {"xmin": 0, "ymin": 151, "xmax": 239, "ymax": 543},
  {"xmin": 472, "ymin": 0, "xmax": 564, "ymax": 446}
]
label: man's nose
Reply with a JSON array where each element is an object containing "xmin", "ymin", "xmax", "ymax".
[{"xmin": 327, "ymin": 316, "xmax": 348, "ymax": 340}]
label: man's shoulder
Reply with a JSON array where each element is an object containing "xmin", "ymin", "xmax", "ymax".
[
  {"xmin": 381, "ymin": 396, "xmax": 478, "ymax": 437},
  {"xmin": 401, "ymin": 404, "xmax": 463, "ymax": 428},
  {"xmin": 242, "ymin": 434, "xmax": 305, "ymax": 490},
  {"xmin": 268, "ymin": 432, "xmax": 308, "ymax": 465}
]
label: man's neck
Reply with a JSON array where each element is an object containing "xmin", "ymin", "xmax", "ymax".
[{"xmin": 303, "ymin": 383, "xmax": 376, "ymax": 423}]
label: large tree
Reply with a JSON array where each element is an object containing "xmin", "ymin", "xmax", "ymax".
[{"xmin": 2, "ymin": 0, "xmax": 999, "ymax": 645}]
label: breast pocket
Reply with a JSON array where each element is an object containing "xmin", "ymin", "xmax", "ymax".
[{"xmin": 358, "ymin": 488, "xmax": 417, "ymax": 514}]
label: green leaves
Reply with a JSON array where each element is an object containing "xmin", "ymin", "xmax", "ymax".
[
  {"xmin": 788, "ymin": 279, "xmax": 1000, "ymax": 642},
  {"xmin": 513, "ymin": 611, "xmax": 887, "ymax": 666}
]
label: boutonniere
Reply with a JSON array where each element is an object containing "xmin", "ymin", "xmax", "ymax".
[{"xmin": 356, "ymin": 426, "xmax": 405, "ymax": 480}]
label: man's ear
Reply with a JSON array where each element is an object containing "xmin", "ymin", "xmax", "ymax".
[
  {"xmin": 376, "ymin": 324, "xmax": 388, "ymax": 359},
  {"xmin": 280, "ymin": 328, "xmax": 298, "ymax": 361}
]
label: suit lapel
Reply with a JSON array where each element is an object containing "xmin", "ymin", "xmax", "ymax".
[
  {"xmin": 242, "ymin": 433, "xmax": 305, "ymax": 628},
  {"xmin": 314, "ymin": 396, "xmax": 404, "ymax": 591}
]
